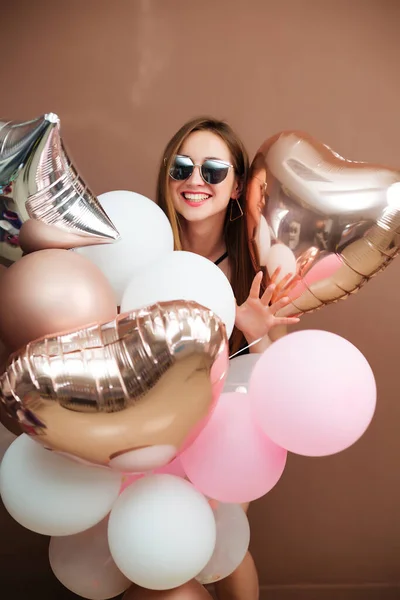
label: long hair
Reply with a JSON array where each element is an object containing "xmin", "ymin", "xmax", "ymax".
[{"xmin": 156, "ymin": 116, "xmax": 257, "ymax": 355}]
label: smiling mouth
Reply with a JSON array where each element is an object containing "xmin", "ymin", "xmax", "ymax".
[{"xmin": 182, "ymin": 192, "xmax": 211, "ymax": 204}]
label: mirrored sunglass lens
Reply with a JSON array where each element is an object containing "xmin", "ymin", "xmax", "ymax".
[
  {"xmin": 202, "ymin": 161, "xmax": 230, "ymax": 184},
  {"xmin": 170, "ymin": 157, "xmax": 193, "ymax": 180}
]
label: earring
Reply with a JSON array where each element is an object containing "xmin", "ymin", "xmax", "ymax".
[{"xmin": 229, "ymin": 198, "xmax": 243, "ymax": 222}]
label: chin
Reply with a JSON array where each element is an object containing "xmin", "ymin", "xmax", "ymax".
[
  {"xmin": 178, "ymin": 203, "xmax": 227, "ymax": 224},
  {"xmin": 177, "ymin": 206, "xmax": 210, "ymax": 221},
  {"xmin": 184, "ymin": 211, "xmax": 211, "ymax": 222}
]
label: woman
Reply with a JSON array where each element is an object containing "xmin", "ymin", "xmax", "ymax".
[{"xmin": 126, "ymin": 117, "xmax": 299, "ymax": 600}]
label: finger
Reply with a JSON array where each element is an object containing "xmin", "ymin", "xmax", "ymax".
[
  {"xmin": 269, "ymin": 296, "xmax": 292, "ymax": 315},
  {"xmin": 271, "ymin": 272, "xmax": 295, "ymax": 303},
  {"xmin": 288, "ymin": 288, "xmax": 304, "ymax": 303},
  {"xmin": 285, "ymin": 274, "xmax": 301, "ymax": 292},
  {"xmin": 274, "ymin": 316, "xmax": 301, "ymax": 326},
  {"xmin": 276, "ymin": 272, "xmax": 294, "ymax": 291},
  {"xmin": 269, "ymin": 266, "xmax": 281, "ymax": 286},
  {"xmin": 260, "ymin": 283, "xmax": 276, "ymax": 306},
  {"xmin": 249, "ymin": 271, "xmax": 263, "ymax": 299},
  {"xmin": 282, "ymin": 275, "xmax": 303, "ymax": 301}
]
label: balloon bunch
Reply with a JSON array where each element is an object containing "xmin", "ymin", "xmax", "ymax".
[
  {"xmin": 0, "ymin": 113, "xmax": 240, "ymax": 597},
  {"xmin": 0, "ymin": 115, "xmax": 383, "ymax": 599}
]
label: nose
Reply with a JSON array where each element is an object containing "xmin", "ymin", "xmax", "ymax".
[{"xmin": 187, "ymin": 164, "xmax": 204, "ymax": 185}]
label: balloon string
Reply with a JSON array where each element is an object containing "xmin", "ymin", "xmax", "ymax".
[{"xmin": 229, "ymin": 337, "xmax": 263, "ymax": 360}]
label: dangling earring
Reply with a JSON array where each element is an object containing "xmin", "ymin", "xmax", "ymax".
[{"xmin": 229, "ymin": 198, "xmax": 243, "ymax": 222}]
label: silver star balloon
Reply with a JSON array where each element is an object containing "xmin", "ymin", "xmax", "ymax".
[{"xmin": 0, "ymin": 113, "xmax": 119, "ymax": 264}]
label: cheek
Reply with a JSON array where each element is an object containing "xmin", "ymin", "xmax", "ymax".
[{"xmin": 215, "ymin": 180, "xmax": 235, "ymax": 205}]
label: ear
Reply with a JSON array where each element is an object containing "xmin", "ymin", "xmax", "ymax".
[{"xmin": 231, "ymin": 177, "xmax": 242, "ymax": 200}]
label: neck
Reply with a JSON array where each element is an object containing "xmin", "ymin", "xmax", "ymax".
[{"xmin": 180, "ymin": 212, "xmax": 226, "ymax": 262}]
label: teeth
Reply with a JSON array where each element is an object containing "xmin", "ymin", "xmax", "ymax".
[{"xmin": 183, "ymin": 193, "xmax": 210, "ymax": 202}]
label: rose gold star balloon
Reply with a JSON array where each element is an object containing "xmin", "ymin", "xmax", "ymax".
[
  {"xmin": 0, "ymin": 113, "xmax": 119, "ymax": 265},
  {"xmin": 246, "ymin": 131, "xmax": 400, "ymax": 316},
  {"xmin": 0, "ymin": 301, "xmax": 228, "ymax": 473}
]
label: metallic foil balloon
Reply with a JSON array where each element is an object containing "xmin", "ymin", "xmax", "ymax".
[
  {"xmin": 0, "ymin": 301, "xmax": 228, "ymax": 472},
  {"xmin": 246, "ymin": 131, "xmax": 400, "ymax": 316},
  {"xmin": 0, "ymin": 338, "xmax": 15, "ymax": 435},
  {"xmin": 0, "ymin": 113, "xmax": 119, "ymax": 264}
]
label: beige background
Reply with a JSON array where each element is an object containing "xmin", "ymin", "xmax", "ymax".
[{"xmin": 1, "ymin": 1, "xmax": 400, "ymax": 598}]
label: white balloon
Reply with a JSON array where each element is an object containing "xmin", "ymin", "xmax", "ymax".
[
  {"xmin": 108, "ymin": 474, "xmax": 216, "ymax": 590},
  {"xmin": 49, "ymin": 517, "xmax": 131, "ymax": 600},
  {"xmin": 121, "ymin": 251, "xmax": 236, "ymax": 338},
  {"xmin": 266, "ymin": 243, "xmax": 297, "ymax": 283},
  {"xmin": 223, "ymin": 354, "xmax": 262, "ymax": 394},
  {"xmin": 196, "ymin": 503, "xmax": 250, "ymax": 585},
  {"xmin": 0, "ymin": 435, "xmax": 122, "ymax": 536},
  {"xmin": 75, "ymin": 191, "xmax": 174, "ymax": 304}
]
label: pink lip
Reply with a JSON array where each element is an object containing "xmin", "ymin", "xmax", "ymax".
[
  {"xmin": 185, "ymin": 199, "xmax": 207, "ymax": 207},
  {"xmin": 181, "ymin": 192, "xmax": 211, "ymax": 208}
]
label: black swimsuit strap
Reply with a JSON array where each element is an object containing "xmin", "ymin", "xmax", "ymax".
[{"xmin": 214, "ymin": 251, "xmax": 228, "ymax": 266}]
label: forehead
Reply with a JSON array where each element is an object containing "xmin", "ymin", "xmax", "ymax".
[{"xmin": 179, "ymin": 130, "xmax": 231, "ymax": 162}]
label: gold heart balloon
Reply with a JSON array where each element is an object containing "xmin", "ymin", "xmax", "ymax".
[
  {"xmin": 246, "ymin": 131, "xmax": 400, "ymax": 316},
  {"xmin": 0, "ymin": 113, "xmax": 119, "ymax": 265},
  {"xmin": 0, "ymin": 301, "xmax": 228, "ymax": 472}
]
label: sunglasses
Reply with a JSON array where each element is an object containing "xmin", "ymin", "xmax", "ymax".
[{"xmin": 168, "ymin": 155, "xmax": 234, "ymax": 185}]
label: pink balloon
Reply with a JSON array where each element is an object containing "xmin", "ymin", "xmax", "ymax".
[
  {"xmin": 120, "ymin": 473, "xmax": 143, "ymax": 493},
  {"xmin": 155, "ymin": 455, "xmax": 186, "ymax": 478},
  {"xmin": 288, "ymin": 254, "xmax": 343, "ymax": 301},
  {"xmin": 304, "ymin": 254, "xmax": 343, "ymax": 286},
  {"xmin": 209, "ymin": 344, "xmax": 229, "ymax": 402},
  {"xmin": 249, "ymin": 330, "xmax": 376, "ymax": 457},
  {"xmin": 180, "ymin": 392, "xmax": 287, "ymax": 503},
  {"xmin": 179, "ymin": 344, "xmax": 229, "ymax": 455}
]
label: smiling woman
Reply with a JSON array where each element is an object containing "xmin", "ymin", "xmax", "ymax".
[
  {"xmin": 118, "ymin": 118, "xmax": 301, "ymax": 600},
  {"xmin": 156, "ymin": 117, "xmax": 299, "ymax": 360},
  {"xmin": 157, "ymin": 118, "xmax": 251, "ymax": 312}
]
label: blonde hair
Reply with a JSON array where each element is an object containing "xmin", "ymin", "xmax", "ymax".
[{"xmin": 156, "ymin": 116, "xmax": 257, "ymax": 354}]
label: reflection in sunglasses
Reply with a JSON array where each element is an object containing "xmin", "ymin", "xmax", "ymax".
[{"xmin": 169, "ymin": 155, "xmax": 234, "ymax": 185}]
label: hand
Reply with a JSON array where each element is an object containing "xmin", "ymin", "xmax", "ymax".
[
  {"xmin": 235, "ymin": 271, "xmax": 300, "ymax": 344},
  {"xmin": 269, "ymin": 267, "xmax": 302, "ymax": 304}
]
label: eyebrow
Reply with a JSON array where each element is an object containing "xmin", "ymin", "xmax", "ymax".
[{"xmin": 179, "ymin": 154, "xmax": 230, "ymax": 162}]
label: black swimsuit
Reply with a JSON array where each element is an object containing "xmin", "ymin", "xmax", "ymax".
[{"xmin": 214, "ymin": 251, "xmax": 228, "ymax": 266}]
